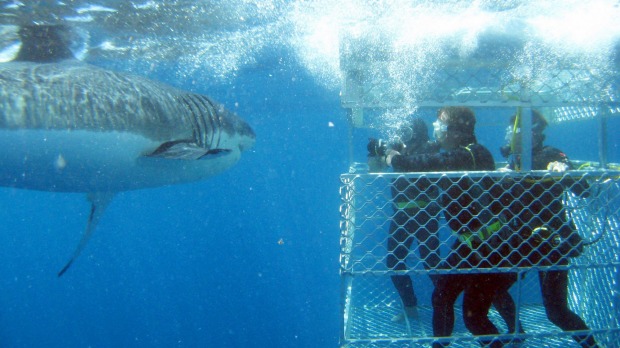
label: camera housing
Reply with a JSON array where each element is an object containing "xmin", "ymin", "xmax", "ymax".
[{"xmin": 367, "ymin": 138, "xmax": 404, "ymax": 157}]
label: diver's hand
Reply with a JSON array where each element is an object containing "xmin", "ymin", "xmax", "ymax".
[
  {"xmin": 547, "ymin": 161, "xmax": 569, "ymax": 172},
  {"xmin": 498, "ymin": 166, "xmax": 513, "ymax": 173},
  {"xmin": 385, "ymin": 149, "xmax": 400, "ymax": 167}
]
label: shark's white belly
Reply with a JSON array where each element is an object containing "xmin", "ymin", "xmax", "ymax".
[{"xmin": 0, "ymin": 129, "xmax": 241, "ymax": 192}]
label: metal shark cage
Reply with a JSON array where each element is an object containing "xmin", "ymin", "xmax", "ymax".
[{"xmin": 338, "ymin": 28, "xmax": 620, "ymax": 348}]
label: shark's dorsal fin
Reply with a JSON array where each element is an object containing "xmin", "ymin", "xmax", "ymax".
[
  {"xmin": 14, "ymin": 25, "xmax": 75, "ymax": 63},
  {"xmin": 57, "ymin": 192, "xmax": 115, "ymax": 277}
]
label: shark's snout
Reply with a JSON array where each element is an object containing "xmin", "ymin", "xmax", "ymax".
[{"xmin": 237, "ymin": 121, "xmax": 256, "ymax": 151}]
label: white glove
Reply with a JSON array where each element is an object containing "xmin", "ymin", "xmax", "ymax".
[
  {"xmin": 547, "ymin": 161, "xmax": 569, "ymax": 172},
  {"xmin": 385, "ymin": 149, "xmax": 400, "ymax": 167}
]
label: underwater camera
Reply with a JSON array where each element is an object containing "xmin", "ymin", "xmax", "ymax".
[
  {"xmin": 367, "ymin": 124, "xmax": 416, "ymax": 157},
  {"xmin": 367, "ymin": 137, "xmax": 405, "ymax": 157}
]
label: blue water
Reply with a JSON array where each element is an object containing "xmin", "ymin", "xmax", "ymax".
[
  {"xmin": 2, "ymin": 3, "xmax": 620, "ymax": 348},
  {"xmin": 0, "ymin": 52, "xmax": 347, "ymax": 347}
]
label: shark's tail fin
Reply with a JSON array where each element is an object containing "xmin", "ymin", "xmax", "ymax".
[
  {"xmin": 14, "ymin": 24, "xmax": 76, "ymax": 63},
  {"xmin": 58, "ymin": 192, "xmax": 115, "ymax": 277}
]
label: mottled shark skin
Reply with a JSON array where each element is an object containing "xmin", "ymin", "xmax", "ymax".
[{"xmin": 0, "ymin": 26, "xmax": 255, "ymax": 276}]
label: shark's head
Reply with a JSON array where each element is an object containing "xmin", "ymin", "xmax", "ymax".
[
  {"xmin": 221, "ymin": 106, "xmax": 256, "ymax": 152},
  {"xmin": 235, "ymin": 116, "xmax": 256, "ymax": 152}
]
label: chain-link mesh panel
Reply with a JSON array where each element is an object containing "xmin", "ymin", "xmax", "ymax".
[
  {"xmin": 339, "ymin": 30, "xmax": 620, "ymax": 111},
  {"xmin": 340, "ymin": 170, "xmax": 620, "ymax": 347},
  {"xmin": 341, "ymin": 65, "xmax": 619, "ymax": 110}
]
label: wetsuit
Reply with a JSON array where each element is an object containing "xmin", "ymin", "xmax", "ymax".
[
  {"xmin": 507, "ymin": 146, "xmax": 598, "ymax": 348},
  {"xmin": 392, "ymin": 143, "xmax": 515, "ymax": 348},
  {"xmin": 387, "ymin": 141, "xmax": 441, "ymax": 309}
]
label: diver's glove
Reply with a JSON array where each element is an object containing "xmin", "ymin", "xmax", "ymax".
[
  {"xmin": 385, "ymin": 149, "xmax": 400, "ymax": 167},
  {"xmin": 547, "ymin": 161, "xmax": 569, "ymax": 172}
]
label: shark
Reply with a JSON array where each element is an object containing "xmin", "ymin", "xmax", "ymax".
[{"xmin": 0, "ymin": 25, "xmax": 256, "ymax": 276}]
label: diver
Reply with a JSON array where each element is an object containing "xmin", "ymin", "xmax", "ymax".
[
  {"xmin": 378, "ymin": 106, "xmax": 517, "ymax": 348},
  {"xmin": 499, "ymin": 109, "xmax": 600, "ymax": 348},
  {"xmin": 368, "ymin": 116, "xmax": 441, "ymax": 322}
]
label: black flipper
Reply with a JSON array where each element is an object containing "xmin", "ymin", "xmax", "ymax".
[{"xmin": 58, "ymin": 192, "xmax": 115, "ymax": 277}]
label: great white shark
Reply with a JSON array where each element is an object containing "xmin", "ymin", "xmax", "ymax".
[{"xmin": 0, "ymin": 25, "xmax": 256, "ymax": 276}]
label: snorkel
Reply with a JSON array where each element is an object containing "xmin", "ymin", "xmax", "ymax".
[{"xmin": 509, "ymin": 107, "xmax": 522, "ymax": 171}]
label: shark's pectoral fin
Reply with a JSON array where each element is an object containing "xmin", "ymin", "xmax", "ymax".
[
  {"xmin": 58, "ymin": 192, "xmax": 115, "ymax": 277},
  {"xmin": 146, "ymin": 140, "xmax": 231, "ymax": 160}
]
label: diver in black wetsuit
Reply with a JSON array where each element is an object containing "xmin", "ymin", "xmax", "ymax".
[
  {"xmin": 368, "ymin": 117, "xmax": 441, "ymax": 322},
  {"xmin": 380, "ymin": 107, "xmax": 517, "ymax": 348},
  {"xmin": 500, "ymin": 110, "xmax": 600, "ymax": 348}
]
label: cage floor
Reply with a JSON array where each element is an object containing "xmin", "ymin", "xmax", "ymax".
[
  {"xmin": 343, "ymin": 278, "xmax": 619, "ymax": 348},
  {"xmin": 344, "ymin": 303, "xmax": 618, "ymax": 347}
]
